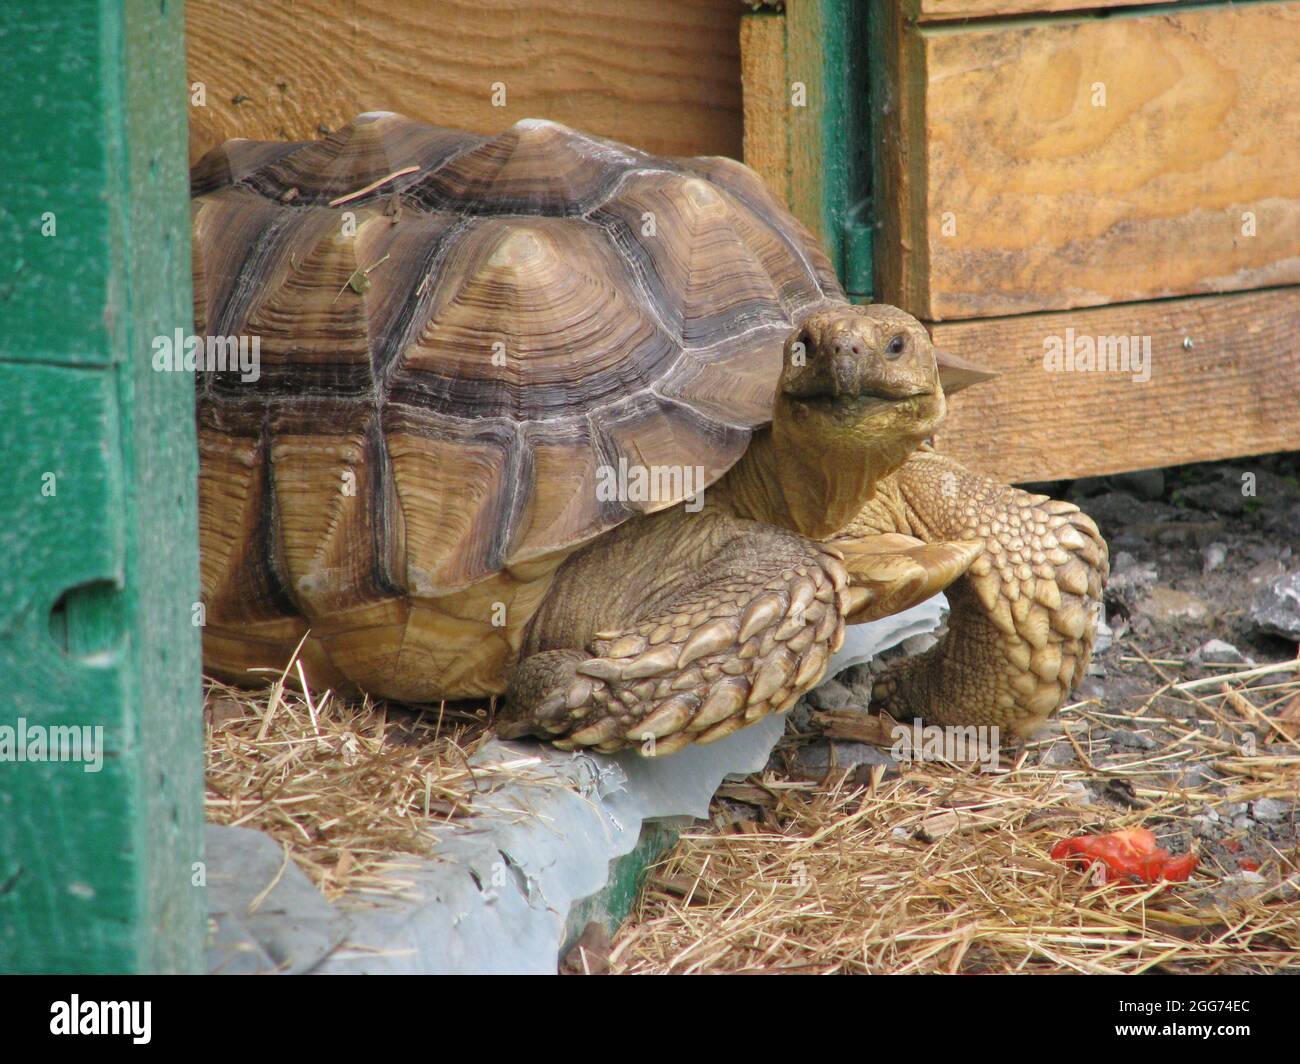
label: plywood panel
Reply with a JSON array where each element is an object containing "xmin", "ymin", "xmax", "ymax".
[
  {"xmin": 740, "ymin": 13, "xmax": 788, "ymax": 204},
  {"xmin": 187, "ymin": 0, "xmax": 742, "ymax": 164},
  {"xmin": 931, "ymin": 288, "xmax": 1300, "ymax": 483},
  {"xmin": 878, "ymin": 2, "xmax": 1300, "ymax": 320}
]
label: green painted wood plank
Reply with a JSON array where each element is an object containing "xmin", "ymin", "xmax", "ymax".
[
  {"xmin": 561, "ymin": 819, "xmax": 686, "ymax": 959},
  {"xmin": 0, "ymin": 0, "xmax": 204, "ymax": 973},
  {"xmin": 784, "ymin": 0, "xmax": 872, "ymax": 296}
]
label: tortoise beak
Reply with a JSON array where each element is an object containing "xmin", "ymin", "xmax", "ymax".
[{"xmin": 934, "ymin": 348, "xmax": 997, "ymax": 395}]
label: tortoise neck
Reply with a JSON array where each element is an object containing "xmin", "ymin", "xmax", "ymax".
[{"xmin": 717, "ymin": 427, "xmax": 900, "ymax": 541}]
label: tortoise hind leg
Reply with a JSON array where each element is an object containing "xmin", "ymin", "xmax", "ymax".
[{"xmin": 500, "ymin": 521, "xmax": 853, "ymax": 757}]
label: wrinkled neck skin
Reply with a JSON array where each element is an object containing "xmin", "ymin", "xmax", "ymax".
[{"xmin": 714, "ymin": 392, "xmax": 944, "ymax": 541}]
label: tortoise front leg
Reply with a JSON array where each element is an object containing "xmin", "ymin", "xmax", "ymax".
[
  {"xmin": 845, "ymin": 450, "xmax": 1109, "ymax": 738},
  {"xmin": 500, "ymin": 519, "xmax": 852, "ymax": 756}
]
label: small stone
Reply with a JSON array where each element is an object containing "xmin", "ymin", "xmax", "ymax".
[
  {"xmin": 1201, "ymin": 542, "xmax": 1228, "ymax": 574},
  {"xmin": 1193, "ymin": 639, "xmax": 1250, "ymax": 665},
  {"xmin": 1039, "ymin": 742, "xmax": 1075, "ymax": 767},
  {"xmin": 1137, "ymin": 587, "xmax": 1208, "ymax": 625},
  {"xmin": 806, "ymin": 677, "xmax": 854, "ymax": 711},
  {"xmin": 1163, "ymin": 701, "xmax": 1200, "ymax": 721},
  {"xmin": 1216, "ymin": 871, "xmax": 1269, "ymax": 903},
  {"xmin": 1105, "ymin": 552, "xmax": 1158, "ymax": 607},
  {"xmin": 1247, "ymin": 557, "xmax": 1287, "ymax": 589},
  {"xmin": 1069, "ymin": 476, "xmax": 1110, "ymax": 499},
  {"xmin": 916, "ymin": 810, "xmax": 963, "ymax": 841},
  {"xmin": 1249, "ymin": 570, "xmax": 1300, "ymax": 641},
  {"xmin": 1113, "ymin": 730, "xmax": 1157, "ymax": 750},
  {"xmin": 1232, "ymin": 814, "xmax": 1254, "ymax": 831},
  {"xmin": 790, "ymin": 740, "xmax": 898, "ymax": 779},
  {"xmin": 1177, "ymin": 473, "xmax": 1248, "ymax": 516},
  {"xmin": 1191, "ymin": 814, "xmax": 1221, "ymax": 837},
  {"xmin": 1092, "ymin": 617, "xmax": 1114, "ymax": 654},
  {"xmin": 1082, "ymin": 493, "xmax": 1189, "ymax": 542},
  {"xmin": 1111, "ymin": 469, "xmax": 1165, "ymax": 501},
  {"xmin": 1178, "ymin": 764, "xmax": 1216, "ymax": 789},
  {"xmin": 1251, "ymin": 797, "xmax": 1290, "ymax": 822},
  {"xmin": 1054, "ymin": 780, "xmax": 1093, "ymax": 805},
  {"xmin": 1076, "ymin": 677, "xmax": 1106, "ymax": 701}
]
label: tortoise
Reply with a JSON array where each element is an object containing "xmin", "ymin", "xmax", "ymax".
[{"xmin": 190, "ymin": 112, "xmax": 1108, "ymax": 757}]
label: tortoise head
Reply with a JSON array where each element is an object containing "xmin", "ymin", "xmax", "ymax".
[{"xmin": 770, "ymin": 304, "xmax": 990, "ymax": 539}]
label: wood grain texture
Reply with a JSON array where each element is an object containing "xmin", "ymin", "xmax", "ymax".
[
  {"xmin": 186, "ymin": 0, "xmax": 742, "ymax": 164},
  {"xmin": 786, "ymin": 0, "xmax": 831, "ymax": 248},
  {"xmin": 868, "ymin": 0, "xmax": 929, "ymax": 313},
  {"xmin": 879, "ymin": 2, "xmax": 1300, "ymax": 320},
  {"xmin": 908, "ymin": 0, "xmax": 1190, "ymax": 20},
  {"xmin": 740, "ymin": 13, "xmax": 789, "ymax": 205},
  {"xmin": 931, "ymin": 287, "xmax": 1300, "ymax": 483}
]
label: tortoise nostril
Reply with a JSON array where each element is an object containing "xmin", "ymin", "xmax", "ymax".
[{"xmin": 830, "ymin": 353, "xmax": 858, "ymax": 396}]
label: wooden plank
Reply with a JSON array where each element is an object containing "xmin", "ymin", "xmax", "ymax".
[
  {"xmin": 742, "ymin": 2, "xmax": 872, "ymax": 291},
  {"xmin": 0, "ymin": 0, "xmax": 204, "ymax": 972},
  {"xmin": 561, "ymin": 821, "xmax": 681, "ymax": 963},
  {"xmin": 778, "ymin": 0, "xmax": 871, "ymax": 282},
  {"xmin": 868, "ymin": 0, "xmax": 930, "ymax": 312},
  {"xmin": 931, "ymin": 288, "xmax": 1300, "ymax": 483},
  {"xmin": 786, "ymin": 0, "xmax": 833, "ymax": 249},
  {"xmin": 186, "ymin": 0, "xmax": 742, "ymax": 164},
  {"xmin": 878, "ymin": 2, "xmax": 1300, "ymax": 320},
  {"xmin": 908, "ymin": 1, "xmax": 1192, "ymax": 20},
  {"xmin": 740, "ymin": 13, "xmax": 789, "ymax": 205}
]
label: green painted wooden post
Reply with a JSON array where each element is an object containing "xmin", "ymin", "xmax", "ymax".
[
  {"xmin": 786, "ymin": 0, "xmax": 872, "ymax": 300},
  {"xmin": 0, "ymin": 0, "xmax": 204, "ymax": 972},
  {"xmin": 561, "ymin": 820, "xmax": 686, "ymax": 957}
]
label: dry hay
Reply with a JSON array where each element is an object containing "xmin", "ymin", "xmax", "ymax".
[
  {"xmin": 204, "ymin": 649, "xmax": 497, "ymax": 900},
  {"xmin": 610, "ymin": 655, "xmax": 1300, "ymax": 974}
]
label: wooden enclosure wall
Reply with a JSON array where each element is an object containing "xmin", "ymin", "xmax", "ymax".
[
  {"xmin": 743, "ymin": 0, "xmax": 1300, "ymax": 483},
  {"xmin": 186, "ymin": 0, "xmax": 744, "ymax": 164},
  {"xmin": 880, "ymin": 2, "xmax": 1300, "ymax": 321}
]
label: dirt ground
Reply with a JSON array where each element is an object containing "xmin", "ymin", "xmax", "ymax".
[{"xmin": 608, "ymin": 452, "xmax": 1300, "ymax": 974}]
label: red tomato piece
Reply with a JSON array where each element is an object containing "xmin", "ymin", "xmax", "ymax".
[{"xmin": 1051, "ymin": 828, "xmax": 1198, "ymax": 885}]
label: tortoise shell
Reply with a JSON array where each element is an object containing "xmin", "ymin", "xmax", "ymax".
[{"xmin": 191, "ymin": 113, "xmax": 843, "ymax": 696}]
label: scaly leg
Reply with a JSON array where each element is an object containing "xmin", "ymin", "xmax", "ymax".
[
  {"xmin": 502, "ymin": 517, "xmax": 988, "ymax": 755},
  {"xmin": 844, "ymin": 449, "xmax": 1109, "ymax": 738},
  {"xmin": 501, "ymin": 515, "xmax": 851, "ymax": 756}
]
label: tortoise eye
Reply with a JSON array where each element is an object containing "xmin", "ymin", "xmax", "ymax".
[{"xmin": 885, "ymin": 335, "xmax": 906, "ymax": 359}]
